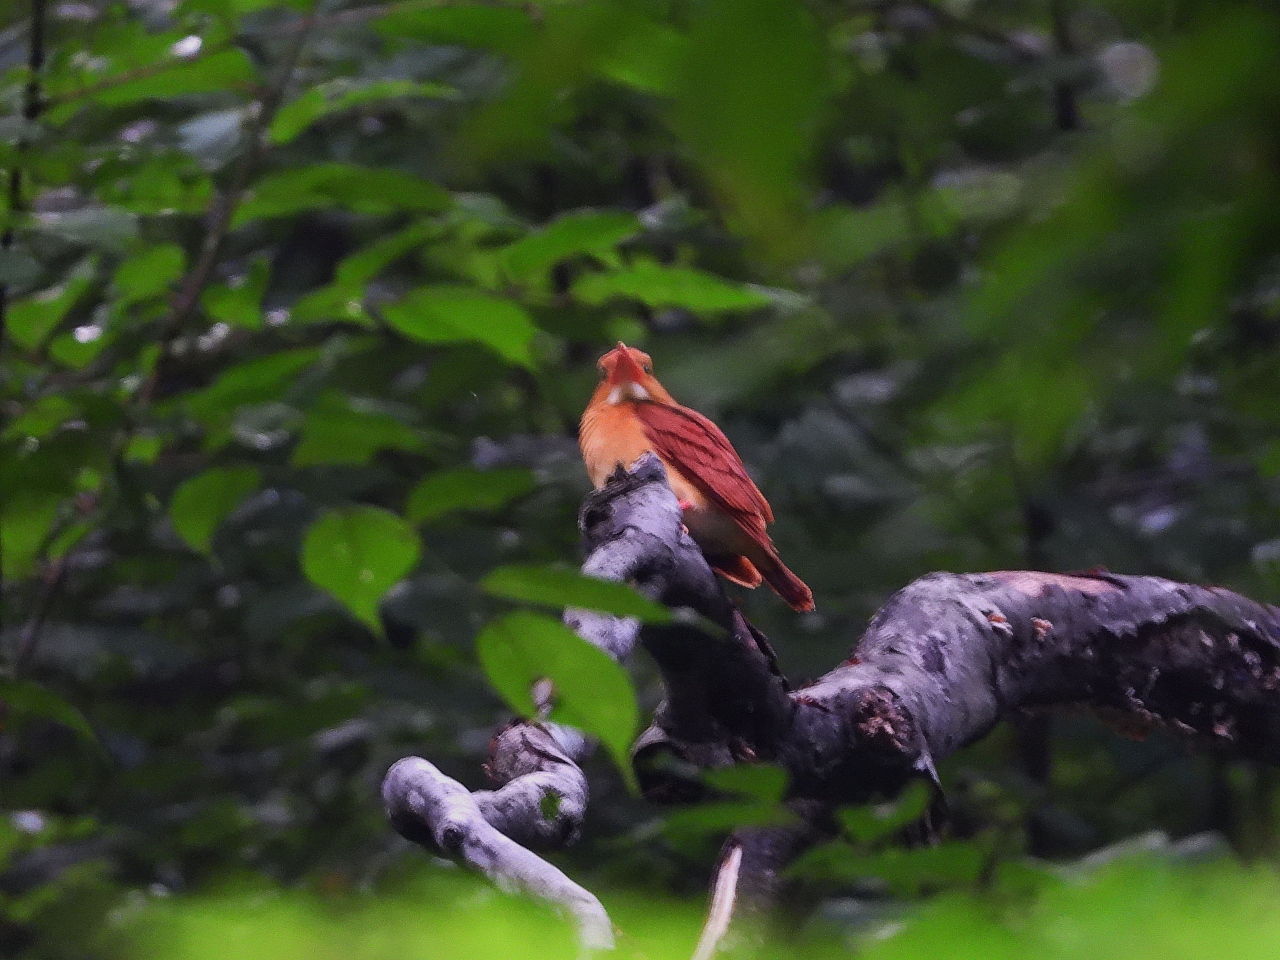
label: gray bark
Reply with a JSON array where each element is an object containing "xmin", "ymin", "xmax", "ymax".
[{"xmin": 383, "ymin": 453, "xmax": 1280, "ymax": 951}]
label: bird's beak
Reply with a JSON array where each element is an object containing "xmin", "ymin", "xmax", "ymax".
[{"xmin": 606, "ymin": 343, "xmax": 647, "ymax": 386}]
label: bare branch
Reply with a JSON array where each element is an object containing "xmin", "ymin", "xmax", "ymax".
[{"xmin": 382, "ymin": 757, "xmax": 614, "ymax": 953}]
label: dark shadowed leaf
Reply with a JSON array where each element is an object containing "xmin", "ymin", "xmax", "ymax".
[
  {"xmin": 169, "ymin": 466, "xmax": 261, "ymax": 554},
  {"xmin": 269, "ymin": 80, "xmax": 457, "ymax": 145},
  {"xmin": 0, "ymin": 679, "xmax": 100, "ymax": 749},
  {"xmin": 405, "ymin": 467, "xmax": 537, "ymax": 522},
  {"xmin": 34, "ymin": 207, "xmax": 138, "ymax": 252}
]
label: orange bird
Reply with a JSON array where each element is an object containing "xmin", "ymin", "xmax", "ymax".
[{"xmin": 579, "ymin": 343, "xmax": 814, "ymax": 612}]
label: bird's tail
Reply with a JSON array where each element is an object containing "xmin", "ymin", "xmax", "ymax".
[{"xmin": 753, "ymin": 550, "xmax": 815, "ymax": 613}]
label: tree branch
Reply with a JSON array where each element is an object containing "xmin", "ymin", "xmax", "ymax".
[
  {"xmin": 384, "ymin": 453, "xmax": 1280, "ymax": 953},
  {"xmin": 382, "ymin": 757, "xmax": 614, "ymax": 953}
]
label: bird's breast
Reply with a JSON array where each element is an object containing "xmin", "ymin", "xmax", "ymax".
[
  {"xmin": 580, "ymin": 401, "xmax": 657, "ymax": 488},
  {"xmin": 579, "ymin": 402, "xmax": 710, "ymax": 514}
]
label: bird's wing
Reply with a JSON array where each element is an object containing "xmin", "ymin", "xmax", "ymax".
[{"xmin": 635, "ymin": 401, "xmax": 774, "ymax": 526}]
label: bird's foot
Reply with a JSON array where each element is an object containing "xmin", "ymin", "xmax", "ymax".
[{"xmin": 676, "ymin": 500, "xmax": 693, "ymax": 536}]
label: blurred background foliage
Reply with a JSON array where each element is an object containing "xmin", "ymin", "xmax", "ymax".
[{"xmin": 2, "ymin": 0, "xmax": 1280, "ymax": 955}]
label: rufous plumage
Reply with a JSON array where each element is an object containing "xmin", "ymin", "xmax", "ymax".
[{"xmin": 579, "ymin": 343, "xmax": 814, "ymax": 612}]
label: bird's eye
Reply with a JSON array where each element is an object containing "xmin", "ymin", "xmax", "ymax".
[{"xmin": 642, "ymin": 362, "xmax": 652, "ymax": 373}]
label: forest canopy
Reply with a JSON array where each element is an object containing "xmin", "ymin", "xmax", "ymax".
[{"xmin": 2, "ymin": 0, "xmax": 1280, "ymax": 956}]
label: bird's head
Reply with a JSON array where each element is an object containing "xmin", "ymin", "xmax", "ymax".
[{"xmin": 596, "ymin": 342, "xmax": 671, "ymax": 404}]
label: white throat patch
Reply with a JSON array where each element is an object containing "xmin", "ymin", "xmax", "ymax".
[{"xmin": 607, "ymin": 382, "xmax": 650, "ymax": 404}]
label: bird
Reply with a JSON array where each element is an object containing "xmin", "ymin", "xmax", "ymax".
[{"xmin": 579, "ymin": 342, "xmax": 814, "ymax": 612}]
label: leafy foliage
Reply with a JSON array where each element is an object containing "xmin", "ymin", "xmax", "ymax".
[{"xmin": 2, "ymin": 0, "xmax": 1280, "ymax": 955}]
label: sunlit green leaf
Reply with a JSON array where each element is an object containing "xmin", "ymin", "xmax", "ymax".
[
  {"xmin": 382, "ymin": 286, "xmax": 538, "ymax": 367},
  {"xmin": 482, "ymin": 564, "xmax": 671, "ymax": 623},
  {"xmin": 476, "ymin": 611, "xmax": 638, "ymax": 790},
  {"xmin": 292, "ymin": 393, "xmax": 429, "ymax": 467},
  {"xmin": 502, "ymin": 210, "xmax": 639, "ymax": 282},
  {"xmin": 302, "ymin": 507, "xmax": 421, "ymax": 634},
  {"xmin": 114, "ymin": 243, "xmax": 186, "ymax": 308},
  {"xmin": 572, "ymin": 261, "xmax": 770, "ymax": 313}
]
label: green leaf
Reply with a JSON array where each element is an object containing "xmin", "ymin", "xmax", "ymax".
[
  {"xmin": 703, "ymin": 764, "xmax": 789, "ymax": 803},
  {"xmin": 0, "ymin": 493, "xmax": 62, "ymax": 580},
  {"xmin": 600, "ymin": 21, "xmax": 688, "ymax": 95},
  {"xmin": 292, "ymin": 393, "xmax": 429, "ymax": 467},
  {"xmin": 838, "ymin": 780, "xmax": 934, "ymax": 843},
  {"xmin": 792, "ymin": 839, "xmax": 988, "ymax": 896},
  {"xmin": 199, "ymin": 257, "xmax": 268, "ymax": 329},
  {"xmin": 182, "ymin": 347, "xmax": 323, "ymax": 445},
  {"xmin": 34, "ymin": 207, "xmax": 138, "ymax": 252},
  {"xmin": 90, "ymin": 48, "xmax": 257, "ymax": 107},
  {"xmin": 663, "ymin": 799, "xmax": 797, "ymax": 837},
  {"xmin": 48, "ymin": 329, "xmax": 108, "ymax": 369},
  {"xmin": 233, "ymin": 165, "xmax": 449, "ymax": 227},
  {"xmin": 572, "ymin": 261, "xmax": 770, "ymax": 313},
  {"xmin": 814, "ymin": 200, "xmax": 913, "ymax": 272},
  {"xmin": 482, "ymin": 564, "xmax": 672, "ymax": 623},
  {"xmin": 292, "ymin": 220, "xmax": 437, "ymax": 325},
  {"xmin": 124, "ymin": 433, "xmax": 163, "ymax": 465},
  {"xmin": 376, "ymin": 6, "xmax": 535, "ymax": 55},
  {"xmin": 669, "ymin": 0, "xmax": 825, "ymax": 256},
  {"xmin": 114, "ymin": 243, "xmax": 186, "ymax": 308},
  {"xmin": 502, "ymin": 210, "xmax": 639, "ymax": 282},
  {"xmin": 6, "ymin": 258, "xmax": 95, "ymax": 350},
  {"xmin": 2, "ymin": 395, "xmax": 79, "ymax": 441},
  {"xmin": 382, "ymin": 286, "xmax": 539, "ymax": 367},
  {"xmin": 269, "ymin": 80, "xmax": 457, "ymax": 145},
  {"xmin": 302, "ymin": 507, "xmax": 421, "ymax": 634},
  {"xmin": 169, "ymin": 466, "xmax": 261, "ymax": 554},
  {"xmin": 406, "ymin": 468, "xmax": 537, "ymax": 523},
  {"xmin": 0, "ymin": 679, "xmax": 100, "ymax": 748},
  {"xmin": 476, "ymin": 611, "xmax": 639, "ymax": 790}
]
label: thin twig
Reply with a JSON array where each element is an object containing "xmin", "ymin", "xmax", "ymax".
[
  {"xmin": 1050, "ymin": 0, "xmax": 1079, "ymax": 131},
  {"xmin": 691, "ymin": 842, "xmax": 742, "ymax": 960},
  {"xmin": 141, "ymin": 18, "xmax": 313, "ymax": 402},
  {"xmin": 43, "ymin": 0, "xmax": 418, "ymax": 111},
  {"xmin": 13, "ymin": 557, "xmax": 66, "ymax": 678},
  {"xmin": 1, "ymin": 0, "xmax": 48, "ymax": 646}
]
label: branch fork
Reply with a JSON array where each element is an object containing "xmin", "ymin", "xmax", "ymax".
[{"xmin": 383, "ymin": 454, "xmax": 1280, "ymax": 953}]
